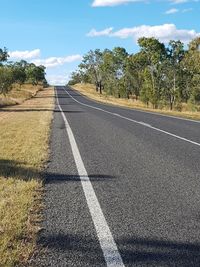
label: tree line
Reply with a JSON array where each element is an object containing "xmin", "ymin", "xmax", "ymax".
[
  {"xmin": 69, "ymin": 37, "xmax": 200, "ymax": 111},
  {"xmin": 0, "ymin": 47, "xmax": 47, "ymax": 95}
]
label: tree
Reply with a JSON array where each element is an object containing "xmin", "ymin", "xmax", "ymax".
[
  {"xmin": 12, "ymin": 62, "xmax": 27, "ymax": 88},
  {"xmin": 124, "ymin": 52, "xmax": 146, "ymax": 100},
  {"xmin": 68, "ymin": 71, "xmax": 83, "ymax": 85},
  {"xmin": 138, "ymin": 37, "xmax": 167, "ymax": 108},
  {"xmin": 112, "ymin": 47, "xmax": 128, "ymax": 98},
  {"xmin": 0, "ymin": 66, "xmax": 13, "ymax": 95},
  {"xmin": 68, "ymin": 37, "xmax": 200, "ymax": 111},
  {"xmin": 25, "ymin": 64, "xmax": 46, "ymax": 85},
  {"xmin": 183, "ymin": 37, "xmax": 200, "ymax": 103},
  {"xmin": 0, "ymin": 47, "xmax": 9, "ymax": 64},
  {"xmin": 164, "ymin": 40, "xmax": 185, "ymax": 109},
  {"xmin": 100, "ymin": 47, "xmax": 128, "ymax": 98},
  {"xmin": 79, "ymin": 49, "xmax": 104, "ymax": 93}
]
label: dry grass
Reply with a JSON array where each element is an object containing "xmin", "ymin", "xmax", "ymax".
[
  {"xmin": 72, "ymin": 83, "xmax": 200, "ymax": 121},
  {"xmin": 0, "ymin": 83, "xmax": 43, "ymax": 107},
  {"xmin": 0, "ymin": 87, "xmax": 54, "ymax": 266}
]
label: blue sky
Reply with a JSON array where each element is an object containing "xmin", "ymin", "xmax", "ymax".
[{"xmin": 1, "ymin": 0, "xmax": 200, "ymax": 84}]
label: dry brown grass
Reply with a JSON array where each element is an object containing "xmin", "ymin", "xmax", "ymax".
[
  {"xmin": 72, "ymin": 83, "xmax": 200, "ymax": 121},
  {"xmin": 0, "ymin": 83, "xmax": 43, "ymax": 107},
  {"xmin": 0, "ymin": 87, "xmax": 54, "ymax": 266}
]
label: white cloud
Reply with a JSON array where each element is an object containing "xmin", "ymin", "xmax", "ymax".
[
  {"xmin": 87, "ymin": 27, "xmax": 113, "ymax": 37},
  {"xmin": 87, "ymin": 24, "xmax": 200, "ymax": 43},
  {"xmin": 170, "ymin": 0, "xmax": 199, "ymax": 4},
  {"xmin": 33, "ymin": 55, "xmax": 82, "ymax": 68},
  {"xmin": 9, "ymin": 49, "xmax": 40, "ymax": 60},
  {"xmin": 165, "ymin": 8, "xmax": 179, "ymax": 14},
  {"xmin": 92, "ymin": 0, "xmax": 145, "ymax": 7},
  {"xmin": 47, "ymin": 74, "xmax": 69, "ymax": 85},
  {"xmin": 170, "ymin": 0, "xmax": 188, "ymax": 3},
  {"xmin": 182, "ymin": 7, "xmax": 193, "ymax": 12},
  {"xmin": 92, "ymin": 0, "xmax": 199, "ymax": 6},
  {"xmin": 165, "ymin": 7, "xmax": 193, "ymax": 14}
]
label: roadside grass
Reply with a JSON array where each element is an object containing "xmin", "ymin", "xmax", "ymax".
[
  {"xmin": 0, "ymin": 87, "xmax": 54, "ymax": 266},
  {"xmin": 72, "ymin": 83, "xmax": 200, "ymax": 121},
  {"xmin": 0, "ymin": 83, "xmax": 43, "ymax": 107}
]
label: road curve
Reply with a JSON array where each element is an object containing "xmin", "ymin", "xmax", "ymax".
[{"xmin": 35, "ymin": 86, "xmax": 200, "ymax": 267}]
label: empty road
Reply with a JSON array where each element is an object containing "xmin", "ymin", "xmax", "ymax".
[{"xmin": 35, "ymin": 86, "xmax": 200, "ymax": 267}]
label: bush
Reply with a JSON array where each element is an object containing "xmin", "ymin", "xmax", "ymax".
[{"xmin": 0, "ymin": 67, "xmax": 13, "ymax": 95}]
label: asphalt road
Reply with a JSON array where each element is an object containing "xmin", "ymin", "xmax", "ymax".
[{"xmin": 35, "ymin": 86, "xmax": 200, "ymax": 267}]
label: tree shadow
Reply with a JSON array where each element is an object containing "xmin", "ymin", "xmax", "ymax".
[
  {"xmin": 34, "ymin": 232, "xmax": 106, "ymax": 266},
  {"xmin": 118, "ymin": 236, "xmax": 200, "ymax": 266},
  {"xmin": 46, "ymin": 173, "xmax": 114, "ymax": 184},
  {"xmin": 0, "ymin": 159, "xmax": 114, "ymax": 183},
  {"xmin": 0, "ymin": 109, "xmax": 83, "ymax": 113},
  {"xmin": 35, "ymin": 232, "xmax": 200, "ymax": 266}
]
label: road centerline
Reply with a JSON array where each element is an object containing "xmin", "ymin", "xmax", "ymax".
[
  {"xmin": 64, "ymin": 87, "xmax": 200, "ymax": 148},
  {"xmin": 55, "ymin": 87, "xmax": 125, "ymax": 267}
]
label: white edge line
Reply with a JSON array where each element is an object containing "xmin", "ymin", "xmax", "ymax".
[
  {"xmin": 55, "ymin": 87, "xmax": 125, "ymax": 267},
  {"xmin": 70, "ymin": 86, "xmax": 200, "ymax": 124},
  {"xmin": 64, "ymin": 87, "xmax": 200, "ymax": 148}
]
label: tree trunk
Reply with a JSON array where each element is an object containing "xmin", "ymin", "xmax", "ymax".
[
  {"xmin": 169, "ymin": 95, "xmax": 174, "ymax": 110},
  {"xmin": 99, "ymin": 81, "xmax": 102, "ymax": 94},
  {"xmin": 173, "ymin": 73, "xmax": 176, "ymax": 102},
  {"xmin": 96, "ymin": 82, "xmax": 98, "ymax": 92}
]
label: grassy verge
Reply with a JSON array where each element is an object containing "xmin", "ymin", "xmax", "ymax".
[
  {"xmin": 0, "ymin": 83, "xmax": 43, "ymax": 107},
  {"xmin": 0, "ymin": 87, "xmax": 54, "ymax": 266},
  {"xmin": 72, "ymin": 83, "xmax": 200, "ymax": 121}
]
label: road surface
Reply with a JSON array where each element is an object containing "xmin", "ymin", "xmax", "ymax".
[{"xmin": 35, "ymin": 86, "xmax": 200, "ymax": 267}]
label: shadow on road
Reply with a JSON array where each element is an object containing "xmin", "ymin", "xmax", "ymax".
[
  {"xmin": 45, "ymin": 173, "xmax": 114, "ymax": 184},
  {"xmin": 36, "ymin": 231, "xmax": 200, "ymax": 267},
  {"xmin": 35, "ymin": 233, "xmax": 105, "ymax": 266},
  {"xmin": 0, "ymin": 109, "xmax": 84, "ymax": 113},
  {"xmin": 0, "ymin": 159, "xmax": 114, "ymax": 183},
  {"xmin": 118, "ymin": 236, "xmax": 200, "ymax": 266}
]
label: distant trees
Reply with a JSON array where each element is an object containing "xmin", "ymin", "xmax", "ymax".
[
  {"xmin": 0, "ymin": 48, "xmax": 47, "ymax": 95},
  {"xmin": 79, "ymin": 49, "xmax": 104, "ymax": 93},
  {"xmin": 69, "ymin": 37, "xmax": 200, "ymax": 110},
  {"xmin": 25, "ymin": 63, "xmax": 46, "ymax": 85},
  {"xmin": 0, "ymin": 67, "xmax": 13, "ymax": 95},
  {"xmin": 0, "ymin": 47, "xmax": 9, "ymax": 64},
  {"xmin": 0, "ymin": 48, "xmax": 12, "ymax": 94}
]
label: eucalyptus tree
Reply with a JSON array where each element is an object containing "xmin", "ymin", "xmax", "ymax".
[
  {"xmin": 25, "ymin": 63, "xmax": 46, "ymax": 85},
  {"xmin": 67, "ymin": 69, "xmax": 91, "ymax": 86},
  {"xmin": 165, "ymin": 40, "xmax": 185, "ymax": 109},
  {"xmin": 124, "ymin": 52, "xmax": 146, "ymax": 100},
  {"xmin": 11, "ymin": 61, "xmax": 27, "ymax": 88},
  {"xmin": 100, "ymin": 49, "xmax": 116, "ymax": 96},
  {"xmin": 0, "ymin": 66, "xmax": 13, "ymax": 95},
  {"xmin": 79, "ymin": 49, "xmax": 104, "ymax": 93},
  {"xmin": 112, "ymin": 47, "xmax": 128, "ymax": 98},
  {"xmin": 0, "ymin": 47, "xmax": 9, "ymax": 64},
  {"xmin": 183, "ymin": 37, "xmax": 200, "ymax": 103},
  {"xmin": 138, "ymin": 37, "xmax": 167, "ymax": 108}
]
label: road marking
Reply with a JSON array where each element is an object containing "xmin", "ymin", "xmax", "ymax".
[
  {"xmin": 72, "ymin": 88, "xmax": 200, "ymax": 124},
  {"xmin": 55, "ymin": 87, "xmax": 125, "ymax": 267},
  {"xmin": 64, "ymin": 87, "xmax": 200, "ymax": 147}
]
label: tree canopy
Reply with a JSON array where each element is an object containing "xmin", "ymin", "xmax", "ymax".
[
  {"xmin": 0, "ymin": 49, "xmax": 47, "ymax": 95},
  {"xmin": 69, "ymin": 37, "xmax": 200, "ymax": 110}
]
